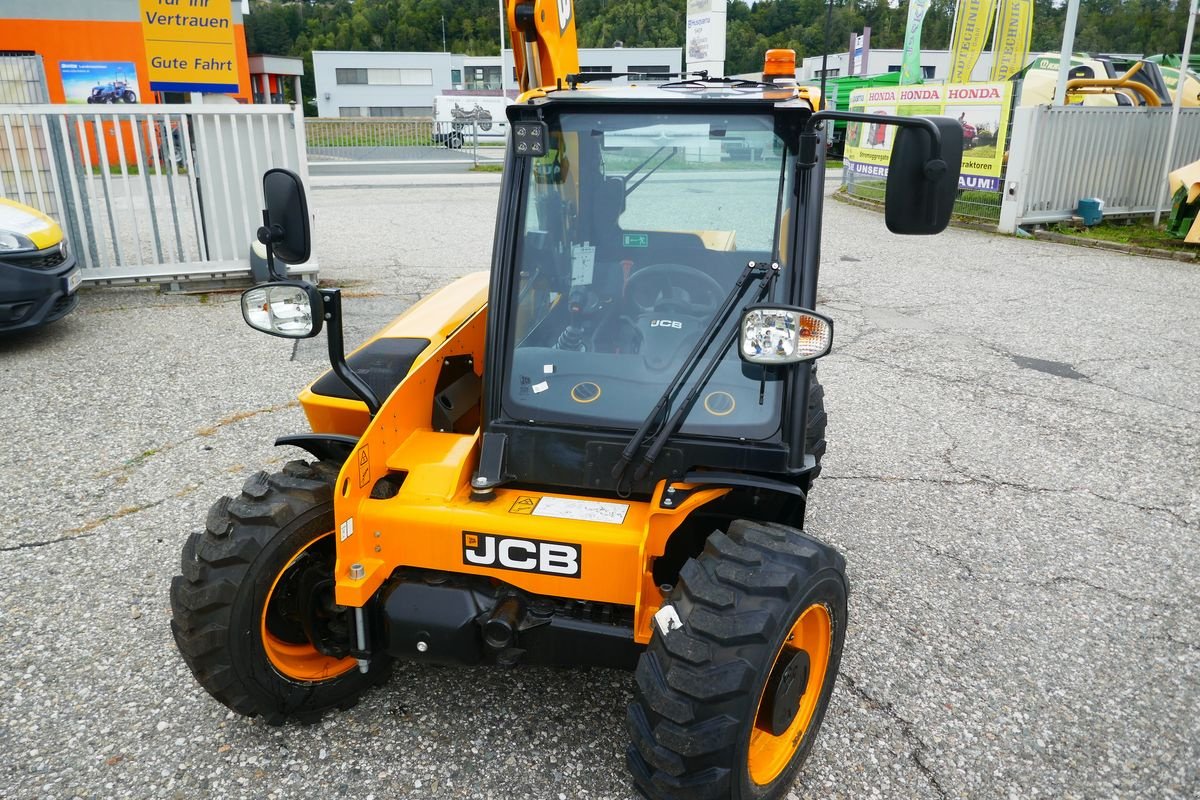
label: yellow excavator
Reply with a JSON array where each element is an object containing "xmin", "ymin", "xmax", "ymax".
[{"xmin": 170, "ymin": 2, "xmax": 963, "ymax": 797}]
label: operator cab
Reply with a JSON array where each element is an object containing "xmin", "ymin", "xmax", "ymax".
[
  {"xmin": 483, "ymin": 83, "xmax": 822, "ymax": 497},
  {"xmin": 508, "ymin": 104, "xmax": 790, "ymax": 439}
]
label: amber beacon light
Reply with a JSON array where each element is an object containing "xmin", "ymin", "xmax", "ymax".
[{"xmin": 763, "ymin": 49, "xmax": 797, "ymax": 82}]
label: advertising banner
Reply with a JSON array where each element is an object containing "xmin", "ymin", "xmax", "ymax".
[
  {"xmin": 900, "ymin": 0, "xmax": 932, "ymax": 84},
  {"xmin": 686, "ymin": 0, "xmax": 726, "ymax": 73},
  {"xmin": 843, "ymin": 82, "xmax": 1014, "ymax": 192},
  {"xmin": 60, "ymin": 61, "xmax": 140, "ymax": 104},
  {"xmin": 989, "ymin": 0, "xmax": 1034, "ymax": 82},
  {"xmin": 140, "ymin": 0, "xmax": 238, "ymax": 93},
  {"xmin": 947, "ymin": 0, "xmax": 998, "ymax": 83}
]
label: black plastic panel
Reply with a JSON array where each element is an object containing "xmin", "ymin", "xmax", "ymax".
[{"xmin": 311, "ymin": 337, "xmax": 430, "ymax": 402}]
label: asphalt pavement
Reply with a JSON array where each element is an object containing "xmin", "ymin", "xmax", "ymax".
[{"xmin": 0, "ymin": 175, "xmax": 1197, "ymax": 800}]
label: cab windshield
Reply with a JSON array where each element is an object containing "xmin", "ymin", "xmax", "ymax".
[{"xmin": 504, "ymin": 109, "xmax": 794, "ymax": 439}]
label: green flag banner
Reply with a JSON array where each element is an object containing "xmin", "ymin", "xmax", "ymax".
[
  {"xmin": 900, "ymin": 0, "xmax": 932, "ymax": 85},
  {"xmin": 948, "ymin": 0, "xmax": 999, "ymax": 84}
]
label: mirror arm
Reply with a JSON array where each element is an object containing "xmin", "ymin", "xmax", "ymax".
[
  {"xmin": 258, "ymin": 210, "xmax": 287, "ymax": 282},
  {"xmin": 804, "ymin": 110, "xmax": 944, "ymax": 160},
  {"xmin": 320, "ymin": 288, "xmax": 381, "ymax": 416}
]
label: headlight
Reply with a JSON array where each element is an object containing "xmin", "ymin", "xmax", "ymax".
[
  {"xmin": 739, "ymin": 305, "xmax": 833, "ymax": 365},
  {"xmin": 241, "ymin": 282, "xmax": 324, "ymax": 339},
  {"xmin": 0, "ymin": 231, "xmax": 37, "ymax": 253}
]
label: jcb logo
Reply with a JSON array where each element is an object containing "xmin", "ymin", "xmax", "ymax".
[
  {"xmin": 558, "ymin": 0, "xmax": 572, "ymax": 32},
  {"xmin": 463, "ymin": 532, "xmax": 581, "ymax": 578},
  {"xmin": 650, "ymin": 319, "xmax": 683, "ymax": 329}
]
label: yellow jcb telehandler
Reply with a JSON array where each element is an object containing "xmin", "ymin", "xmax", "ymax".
[{"xmin": 171, "ymin": 3, "xmax": 963, "ymax": 797}]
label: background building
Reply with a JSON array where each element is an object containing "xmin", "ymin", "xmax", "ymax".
[
  {"xmin": 0, "ymin": 0, "xmax": 255, "ymax": 104},
  {"xmin": 798, "ymin": 49, "xmax": 998, "ymax": 83},
  {"xmin": 314, "ymin": 47, "xmax": 681, "ymax": 117}
]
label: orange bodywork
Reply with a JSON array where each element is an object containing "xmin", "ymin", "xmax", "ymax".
[
  {"xmin": 298, "ymin": 273, "xmax": 728, "ymax": 645},
  {"xmin": 507, "ymin": 0, "xmax": 580, "ymax": 93}
]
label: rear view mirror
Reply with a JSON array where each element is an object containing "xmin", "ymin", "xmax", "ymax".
[
  {"xmin": 885, "ymin": 116, "xmax": 962, "ymax": 235},
  {"xmin": 258, "ymin": 168, "xmax": 311, "ymax": 264}
]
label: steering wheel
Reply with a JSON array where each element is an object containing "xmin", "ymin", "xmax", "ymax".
[{"xmin": 624, "ymin": 263, "xmax": 725, "ymax": 316}]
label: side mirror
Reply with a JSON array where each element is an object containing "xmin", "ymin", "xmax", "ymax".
[
  {"xmin": 258, "ymin": 168, "xmax": 311, "ymax": 264},
  {"xmin": 241, "ymin": 281, "xmax": 324, "ymax": 338},
  {"xmin": 885, "ymin": 116, "xmax": 963, "ymax": 235}
]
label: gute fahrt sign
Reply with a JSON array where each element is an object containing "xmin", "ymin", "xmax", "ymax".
[{"xmin": 139, "ymin": 0, "xmax": 238, "ymax": 94}]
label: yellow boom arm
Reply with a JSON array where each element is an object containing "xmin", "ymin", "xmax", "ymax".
[{"xmin": 506, "ymin": 0, "xmax": 580, "ymax": 92}]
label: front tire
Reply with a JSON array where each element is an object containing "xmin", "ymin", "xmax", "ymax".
[
  {"xmin": 627, "ymin": 520, "xmax": 848, "ymax": 800},
  {"xmin": 170, "ymin": 460, "xmax": 389, "ymax": 724}
]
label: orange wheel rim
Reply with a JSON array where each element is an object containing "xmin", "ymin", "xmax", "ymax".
[
  {"xmin": 746, "ymin": 603, "xmax": 833, "ymax": 786},
  {"xmin": 260, "ymin": 532, "xmax": 357, "ymax": 682}
]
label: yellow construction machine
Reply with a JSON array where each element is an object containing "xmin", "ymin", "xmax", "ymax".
[{"xmin": 171, "ymin": 3, "xmax": 963, "ymax": 797}]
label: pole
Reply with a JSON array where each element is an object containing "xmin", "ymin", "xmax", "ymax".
[
  {"xmin": 1154, "ymin": 0, "xmax": 1199, "ymax": 226},
  {"xmin": 442, "ymin": 16, "xmax": 447, "ymax": 52},
  {"xmin": 819, "ymin": 0, "xmax": 833, "ymax": 105},
  {"xmin": 1054, "ymin": 0, "xmax": 1081, "ymax": 105},
  {"xmin": 498, "ymin": 0, "xmax": 508, "ymax": 98}
]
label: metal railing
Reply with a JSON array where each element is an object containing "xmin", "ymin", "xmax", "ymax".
[
  {"xmin": 306, "ymin": 116, "xmax": 505, "ymax": 166},
  {"xmin": 0, "ymin": 103, "xmax": 313, "ymax": 285},
  {"xmin": 999, "ymin": 105, "xmax": 1200, "ymax": 232}
]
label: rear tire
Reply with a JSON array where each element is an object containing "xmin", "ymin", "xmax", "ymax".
[
  {"xmin": 170, "ymin": 460, "xmax": 390, "ymax": 724},
  {"xmin": 627, "ymin": 520, "xmax": 848, "ymax": 800},
  {"xmin": 805, "ymin": 367, "xmax": 827, "ymax": 470}
]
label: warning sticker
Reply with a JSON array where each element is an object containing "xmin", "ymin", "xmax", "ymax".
[
  {"xmin": 532, "ymin": 496, "xmax": 629, "ymax": 525},
  {"xmin": 509, "ymin": 496, "xmax": 538, "ymax": 515},
  {"xmin": 357, "ymin": 446, "xmax": 370, "ymax": 488}
]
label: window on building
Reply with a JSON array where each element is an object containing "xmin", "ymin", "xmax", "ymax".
[
  {"xmin": 451, "ymin": 69, "xmax": 462, "ymax": 85},
  {"xmin": 364, "ymin": 68, "xmax": 434, "ymax": 86},
  {"xmin": 629, "ymin": 65, "xmax": 671, "ymax": 75},
  {"xmin": 465, "ymin": 66, "xmax": 502, "ymax": 90},
  {"xmin": 886, "ymin": 65, "xmax": 935, "ymax": 79},
  {"xmin": 339, "ymin": 106, "xmax": 362, "ymax": 117},
  {"xmin": 335, "ymin": 68, "xmax": 367, "ymax": 85},
  {"xmin": 369, "ymin": 106, "xmax": 433, "ymax": 117},
  {"xmin": 368, "ymin": 68, "xmax": 402, "ymax": 85},
  {"xmin": 580, "ymin": 65, "xmax": 612, "ymax": 73},
  {"xmin": 814, "ymin": 68, "xmax": 840, "ymax": 78},
  {"xmin": 399, "ymin": 69, "xmax": 432, "ymax": 85}
]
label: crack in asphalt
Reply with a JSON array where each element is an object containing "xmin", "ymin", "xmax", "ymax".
[
  {"xmin": 892, "ymin": 539, "xmax": 1200, "ymax": 654},
  {"xmin": 828, "ymin": 378, "xmax": 1197, "ymax": 529},
  {"xmin": 0, "ymin": 499, "xmax": 168, "ymax": 552},
  {"xmin": 825, "ymin": 471, "xmax": 1195, "ymax": 529},
  {"xmin": 92, "ymin": 401, "xmax": 299, "ymax": 482},
  {"xmin": 839, "ymin": 673, "xmax": 950, "ymax": 800},
  {"xmin": 838, "ymin": 332, "xmax": 1200, "ymax": 434}
]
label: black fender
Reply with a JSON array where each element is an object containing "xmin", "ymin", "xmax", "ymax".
[{"xmin": 275, "ymin": 433, "xmax": 360, "ymax": 465}]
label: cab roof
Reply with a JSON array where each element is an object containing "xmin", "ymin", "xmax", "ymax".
[{"xmin": 519, "ymin": 77, "xmax": 820, "ymax": 111}]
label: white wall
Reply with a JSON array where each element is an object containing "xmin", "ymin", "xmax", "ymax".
[
  {"xmin": 314, "ymin": 47, "xmax": 682, "ymax": 118},
  {"xmin": 313, "ymin": 51, "xmax": 456, "ymax": 117}
]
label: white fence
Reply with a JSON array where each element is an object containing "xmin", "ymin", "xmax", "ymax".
[
  {"xmin": 0, "ymin": 103, "xmax": 312, "ymax": 285},
  {"xmin": 306, "ymin": 116, "xmax": 505, "ymax": 166},
  {"xmin": 999, "ymin": 105, "xmax": 1200, "ymax": 232}
]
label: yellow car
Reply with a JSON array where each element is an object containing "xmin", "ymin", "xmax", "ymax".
[{"xmin": 0, "ymin": 198, "xmax": 80, "ymax": 333}]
